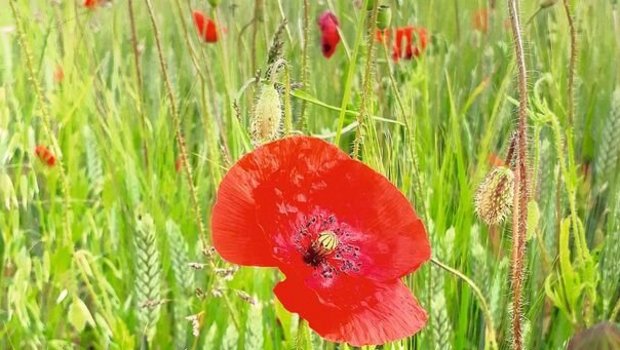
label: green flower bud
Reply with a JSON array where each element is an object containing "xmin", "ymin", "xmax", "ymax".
[{"xmin": 376, "ymin": 5, "xmax": 392, "ymax": 30}]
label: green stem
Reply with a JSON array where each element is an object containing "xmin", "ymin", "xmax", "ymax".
[
  {"xmin": 334, "ymin": 5, "xmax": 368, "ymax": 146},
  {"xmin": 431, "ymin": 258, "xmax": 498, "ymax": 350}
]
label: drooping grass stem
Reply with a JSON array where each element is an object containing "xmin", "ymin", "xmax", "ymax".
[
  {"xmin": 431, "ymin": 258, "xmax": 498, "ymax": 350},
  {"xmin": 144, "ymin": 0, "xmax": 207, "ymax": 247}
]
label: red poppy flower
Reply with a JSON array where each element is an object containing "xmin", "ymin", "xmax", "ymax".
[
  {"xmin": 83, "ymin": 0, "xmax": 98, "ymax": 9},
  {"xmin": 211, "ymin": 136, "xmax": 430, "ymax": 346},
  {"xmin": 193, "ymin": 10, "xmax": 219, "ymax": 43},
  {"xmin": 393, "ymin": 26, "xmax": 428, "ymax": 61},
  {"xmin": 488, "ymin": 153, "xmax": 506, "ymax": 167},
  {"xmin": 317, "ymin": 11, "xmax": 341, "ymax": 59},
  {"xmin": 35, "ymin": 145, "xmax": 56, "ymax": 167},
  {"xmin": 175, "ymin": 157, "xmax": 183, "ymax": 173},
  {"xmin": 473, "ymin": 8, "xmax": 489, "ymax": 33},
  {"xmin": 54, "ymin": 65, "xmax": 64, "ymax": 83},
  {"xmin": 318, "ymin": 10, "xmax": 339, "ymax": 31},
  {"xmin": 377, "ymin": 27, "xmax": 428, "ymax": 61}
]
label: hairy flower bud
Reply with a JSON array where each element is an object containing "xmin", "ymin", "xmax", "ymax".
[
  {"xmin": 475, "ymin": 166, "xmax": 514, "ymax": 225},
  {"xmin": 251, "ymin": 83, "xmax": 282, "ymax": 145}
]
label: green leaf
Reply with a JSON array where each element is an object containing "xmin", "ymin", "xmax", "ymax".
[
  {"xmin": 68, "ymin": 297, "xmax": 95, "ymax": 332},
  {"xmin": 527, "ymin": 201, "xmax": 540, "ymax": 241}
]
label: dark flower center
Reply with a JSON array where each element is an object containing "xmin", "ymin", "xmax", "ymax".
[{"xmin": 293, "ymin": 210, "xmax": 362, "ymax": 280}]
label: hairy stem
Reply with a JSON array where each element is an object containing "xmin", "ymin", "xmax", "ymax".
[
  {"xmin": 507, "ymin": 0, "xmax": 529, "ymax": 347},
  {"xmin": 352, "ymin": 2, "xmax": 378, "ymax": 159},
  {"xmin": 298, "ymin": 0, "xmax": 310, "ymax": 131},
  {"xmin": 562, "ymin": 0, "xmax": 577, "ymax": 127},
  {"xmin": 9, "ymin": 0, "xmax": 72, "ymax": 241}
]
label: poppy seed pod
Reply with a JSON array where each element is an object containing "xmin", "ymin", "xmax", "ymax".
[
  {"xmin": 251, "ymin": 83, "xmax": 282, "ymax": 145},
  {"xmin": 474, "ymin": 166, "xmax": 514, "ymax": 225},
  {"xmin": 377, "ymin": 5, "xmax": 392, "ymax": 30},
  {"xmin": 366, "ymin": 0, "xmax": 376, "ymax": 11},
  {"xmin": 208, "ymin": 0, "xmax": 221, "ymax": 7}
]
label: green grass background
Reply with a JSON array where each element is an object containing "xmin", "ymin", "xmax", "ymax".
[{"xmin": 0, "ymin": 0, "xmax": 619, "ymax": 349}]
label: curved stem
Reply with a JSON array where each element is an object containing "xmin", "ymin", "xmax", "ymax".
[
  {"xmin": 431, "ymin": 258, "xmax": 498, "ymax": 350},
  {"xmin": 144, "ymin": 0, "xmax": 207, "ymax": 248}
]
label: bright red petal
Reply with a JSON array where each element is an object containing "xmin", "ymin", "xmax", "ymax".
[
  {"xmin": 213, "ymin": 136, "xmax": 429, "ymax": 279},
  {"xmin": 193, "ymin": 10, "xmax": 218, "ymax": 43},
  {"xmin": 83, "ymin": 0, "xmax": 97, "ymax": 8},
  {"xmin": 318, "ymin": 11, "xmax": 339, "ymax": 30},
  {"xmin": 310, "ymin": 158, "xmax": 430, "ymax": 281},
  {"xmin": 204, "ymin": 19, "xmax": 218, "ymax": 43},
  {"xmin": 211, "ymin": 137, "xmax": 348, "ymax": 266},
  {"xmin": 321, "ymin": 28, "xmax": 340, "ymax": 58},
  {"xmin": 275, "ymin": 276, "xmax": 428, "ymax": 346}
]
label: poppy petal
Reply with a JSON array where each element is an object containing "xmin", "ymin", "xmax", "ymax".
[
  {"xmin": 274, "ymin": 276, "xmax": 428, "ymax": 346},
  {"xmin": 241, "ymin": 137, "xmax": 429, "ymax": 281},
  {"xmin": 321, "ymin": 28, "xmax": 340, "ymax": 58},
  {"xmin": 307, "ymin": 159, "xmax": 429, "ymax": 281},
  {"xmin": 211, "ymin": 137, "xmax": 349, "ymax": 266}
]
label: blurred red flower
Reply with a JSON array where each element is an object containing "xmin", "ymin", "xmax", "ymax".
[
  {"xmin": 35, "ymin": 145, "xmax": 56, "ymax": 167},
  {"xmin": 175, "ymin": 157, "xmax": 183, "ymax": 173},
  {"xmin": 83, "ymin": 0, "xmax": 98, "ymax": 9},
  {"xmin": 193, "ymin": 10, "xmax": 219, "ymax": 43},
  {"xmin": 488, "ymin": 153, "xmax": 506, "ymax": 167},
  {"xmin": 211, "ymin": 136, "xmax": 430, "ymax": 346},
  {"xmin": 377, "ymin": 26, "xmax": 428, "ymax": 61},
  {"xmin": 317, "ymin": 11, "xmax": 341, "ymax": 59},
  {"xmin": 54, "ymin": 65, "xmax": 64, "ymax": 83},
  {"xmin": 473, "ymin": 8, "xmax": 489, "ymax": 33}
]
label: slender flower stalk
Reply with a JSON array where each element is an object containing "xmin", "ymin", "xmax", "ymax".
[
  {"xmin": 9, "ymin": 0, "xmax": 72, "ymax": 241},
  {"xmin": 506, "ymin": 0, "xmax": 529, "ymax": 347},
  {"xmin": 563, "ymin": 0, "xmax": 577, "ymax": 127},
  {"xmin": 431, "ymin": 258, "xmax": 498, "ymax": 349},
  {"xmin": 127, "ymin": 0, "xmax": 150, "ymax": 170},
  {"xmin": 352, "ymin": 1, "xmax": 379, "ymax": 158},
  {"xmin": 298, "ymin": 0, "xmax": 310, "ymax": 131},
  {"xmin": 144, "ymin": 0, "xmax": 207, "ymax": 247}
]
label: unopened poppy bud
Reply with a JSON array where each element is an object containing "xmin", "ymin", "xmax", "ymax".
[
  {"xmin": 474, "ymin": 166, "xmax": 514, "ymax": 225},
  {"xmin": 377, "ymin": 5, "xmax": 392, "ymax": 30},
  {"xmin": 208, "ymin": 0, "xmax": 221, "ymax": 7},
  {"xmin": 251, "ymin": 83, "xmax": 282, "ymax": 145}
]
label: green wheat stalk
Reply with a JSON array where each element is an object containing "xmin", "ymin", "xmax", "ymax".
[
  {"xmin": 595, "ymin": 88, "xmax": 620, "ymax": 187},
  {"xmin": 134, "ymin": 209, "xmax": 162, "ymax": 342},
  {"xmin": 166, "ymin": 220, "xmax": 192, "ymax": 349}
]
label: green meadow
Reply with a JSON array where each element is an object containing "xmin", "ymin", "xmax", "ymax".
[{"xmin": 0, "ymin": 0, "xmax": 619, "ymax": 349}]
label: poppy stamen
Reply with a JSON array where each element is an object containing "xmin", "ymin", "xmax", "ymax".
[{"xmin": 314, "ymin": 231, "xmax": 339, "ymax": 255}]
